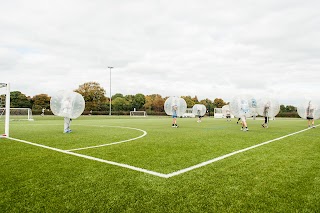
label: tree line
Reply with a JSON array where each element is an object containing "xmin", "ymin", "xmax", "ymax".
[{"xmin": 3, "ymin": 81, "xmax": 298, "ymax": 116}]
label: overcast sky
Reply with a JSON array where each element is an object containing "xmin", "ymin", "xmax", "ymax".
[{"xmin": 1, "ymin": 0, "xmax": 319, "ymax": 105}]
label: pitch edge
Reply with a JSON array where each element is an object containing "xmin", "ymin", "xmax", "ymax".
[
  {"xmin": 5, "ymin": 125, "xmax": 318, "ymax": 179},
  {"xmin": 66, "ymin": 125, "xmax": 147, "ymax": 151}
]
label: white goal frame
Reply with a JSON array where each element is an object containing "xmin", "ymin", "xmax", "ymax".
[
  {"xmin": 0, "ymin": 83, "xmax": 10, "ymax": 138},
  {"xmin": 130, "ymin": 111, "xmax": 147, "ymax": 117},
  {"xmin": 0, "ymin": 108, "xmax": 34, "ymax": 121},
  {"xmin": 214, "ymin": 108, "xmax": 223, "ymax": 118}
]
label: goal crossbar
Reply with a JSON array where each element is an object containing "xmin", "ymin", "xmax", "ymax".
[
  {"xmin": 130, "ymin": 111, "xmax": 147, "ymax": 117},
  {"xmin": 0, "ymin": 108, "xmax": 34, "ymax": 121}
]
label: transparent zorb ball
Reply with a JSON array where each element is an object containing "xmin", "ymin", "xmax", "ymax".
[
  {"xmin": 50, "ymin": 90, "xmax": 85, "ymax": 119},
  {"xmin": 229, "ymin": 95, "xmax": 256, "ymax": 118},
  {"xmin": 297, "ymin": 100, "xmax": 320, "ymax": 120},
  {"xmin": 164, "ymin": 96, "xmax": 187, "ymax": 116},
  {"xmin": 222, "ymin": 105, "xmax": 231, "ymax": 117},
  {"xmin": 192, "ymin": 104, "xmax": 206, "ymax": 116},
  {"xmin": 256, "ymin": 98, "xmax": 280, "ymax": 118}
]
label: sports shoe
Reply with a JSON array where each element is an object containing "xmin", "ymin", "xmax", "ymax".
[
  {"xmin": 175, "ymin": 124, "xmax": 179, "ymax": 128},
  {"xmin": 312, "ymin": 125, "xmax": 316, "ymax": 128},
  {"xmin": 243, "ymin": 128, "xmax": 248, "ymax": 132},
  {"xmin": 261, "ymin": 124, "xmax": 265, "ymax": 128}
]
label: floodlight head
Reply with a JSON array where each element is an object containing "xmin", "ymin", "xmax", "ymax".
[
  {"xmin": 50, "ymin": 90, "xmax": 85, "ymax": 119},
  {"xmin": 164, "ymin": 96, "xmax": 187, "ymax": 116}
]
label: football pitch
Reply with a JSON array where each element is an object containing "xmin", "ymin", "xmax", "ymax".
[{"xmin": 1, "ymin": 116, "xmax": 319, "ymax": 212}]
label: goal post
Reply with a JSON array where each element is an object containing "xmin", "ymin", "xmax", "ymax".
[
  {"xmin": 0, "ymin": 83, "xmax": 10, "ymax": 138},
  {"xmin": 214, "ymin": 108, "xmax": 223, "ymax": 118},
  {"xmin": 0, "ymin": 108, "xmax": 34, "ymax": 121},
  {"xmin": 130, "ymin": 111, "xmax": 147, "ymax": 117}
]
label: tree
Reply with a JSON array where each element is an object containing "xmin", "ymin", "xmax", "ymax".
[
  {"xmin": 124, "ymin": 95, "xmax": 134, "ymax": 111},
  {"xmin": 112, "ymin": 97, "xmax": 127, "ymax": 111},
  {"xmin": 181, "ymin": 96, "xmax": 195, "ymax": 108},
  {"xmin": 285, "ymin": 105, "xmax": 296, "ymax": 112},
  {"xmin": 153, "ymin": 94, "xmax": 164, "ymax": 112},
  {"xmin": 133, "ymin": 93, "xmax": 146, "ymax": 110},
  {"xmin": 143, "ymin": 94, "xmax": 165, "ymax": 112},
  {"xmin": 112, "ymin": 93, "xmax": 124, "ymax": 100},
  {"xmin": 279, "ymin": 105, "xmax": 296, "ymax": 113},
  {"xmin": 74, "ymin": 82, "xmax": 107, "ymax": 111},
  {"xmin": 192, "ymin": 96, "xmax": 199, "ymax": 104},
  {"xmin": 144, "ymin": 95, "xmax": 154, "ymax": 111},
  {"xmin": 213, "ymin": 98, "xmax": 227, "ymax": 108},
  {"xmin": 10, "ymin": 91, "xmax": 32, "ymax": 108},
  {"xmin": 200, "ymin": 98, "xmax": 214, "ymax": 113},
  {"xmin": 32, "ymin": 94, "xmax": 50, "ymax": 110}
]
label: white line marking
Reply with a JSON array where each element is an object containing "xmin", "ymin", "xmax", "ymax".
[
  {"xmin": 4, "ymin": 125, "xmax": 317, "ymax": 178},
  {"xmin": 13, "ymin": 124, "xmax": 148, "ymax": 151},
  {"xmin": 66, "ymin": 126, "xmax": 147, "ymax": 151},
  {"xmin": 7, "ymin": 137, "xmax": 167, "ymax": 178},
  {"xmin": 165, "ymin": 125, "xmax": 319, "ymax": 178}
]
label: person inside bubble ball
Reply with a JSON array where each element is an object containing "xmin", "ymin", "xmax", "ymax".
[
  {"xmin": 226, "ymin": 109, "xmax": 231, "ymax": 122},
  {"xmin": 197, "ymin": 109, "xmax": 203, "ymax": 123},
  {"xmin": 262, "ymin": 102, "xmax": 270, "ymax": 128},
  {"xmin": 41, "ymin": 108, "xmax": 45, "ymax": 116},
  {"xmin": 172, "ymin": 105, "xmax": 179, "ymax": 128},
  {"xmin": 240, "ymin": 101, "xmax": 249, "ymax": 132},
  {"xmin": 60, "ymin": 96, "xmax": 73, "ymax": 133},
  {"xmin": 306, "ymin": 101, "xmax": 315, "ymax": 128}
]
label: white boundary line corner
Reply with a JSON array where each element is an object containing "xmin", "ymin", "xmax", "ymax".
[{"xmin": 3, "ymin": 125, "xmax": 318, "ymax": 178}]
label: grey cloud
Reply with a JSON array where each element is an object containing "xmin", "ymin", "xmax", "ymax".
[{"xmin": 1, "ymin": 0, "xmax": 320, "ymax": 105}]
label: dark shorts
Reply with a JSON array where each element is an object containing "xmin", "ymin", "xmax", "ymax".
[
  {"xmin": 172, "ymin": 115, "xmax": 177, "ymax": 118},
  {"xmin": 226, "ymin": 115, "xmax": 231, "ymax": 118},
  {"xmin": 307, "ymin": 117, "xmax": 313, "ymax": 120}
]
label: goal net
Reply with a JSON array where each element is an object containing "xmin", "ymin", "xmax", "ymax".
[
  {"xmin": 0, "ymin": 108, "xmax": 34, "ymax": 121},
  {"xmin": 214, "ymin": 108, "xmax": 223, "ymax": 118},
  {"xmin": 130, "ymin": 111, "xmax": 147, "ymax": 117},
  {"xmin": 0, "ymin": 83, "xmax": 10, "ymax": 138}
]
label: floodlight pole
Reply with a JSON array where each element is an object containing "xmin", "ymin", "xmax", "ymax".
[{"xmin": 108, "ymin": 66, "xmax": 113, "ymax": 116}]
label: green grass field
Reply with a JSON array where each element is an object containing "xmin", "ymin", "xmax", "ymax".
[{"xmin": 1, "ymin": 116, "xmax": 319, "ymax": 212}]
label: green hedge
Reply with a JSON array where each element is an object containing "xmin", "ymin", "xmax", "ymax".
[
  {"xmin": 276, "ymin": 112, "xmax": 299, "ymax": 118},
  {"xmin": 31, "ymin": 110, "xmax": 300, "ymax": 118},
  {"xmin": 32, "ymin": 110, "xmax": 54, "ymax": 115}
]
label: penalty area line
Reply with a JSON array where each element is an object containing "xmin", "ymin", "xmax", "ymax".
[
  {"xmin": 7, "ymin": 137, "xmax": 168, "ymax": 178},
  {"xmin": 165, "ymin": 125, "xmax": 320, "ymax": 178}
]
